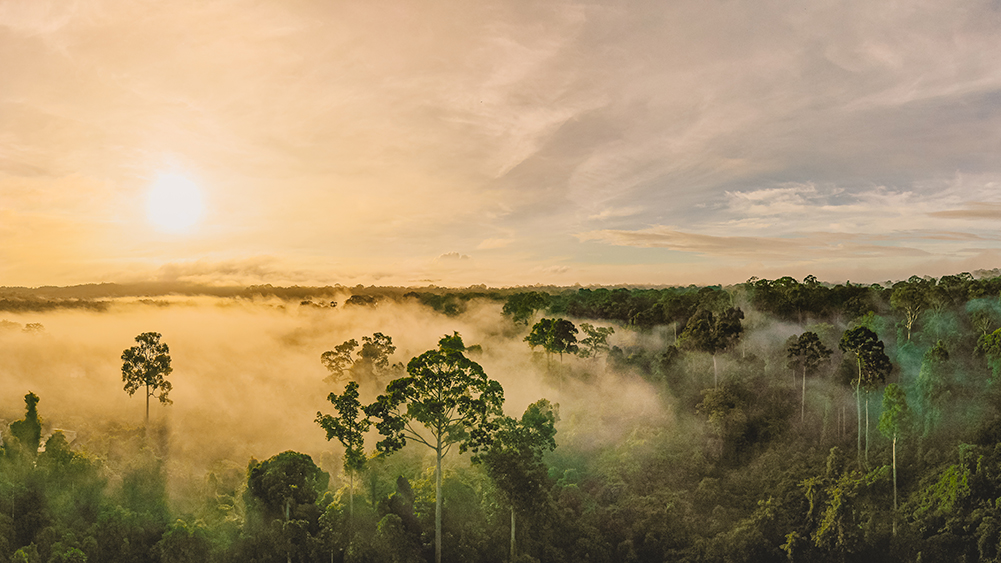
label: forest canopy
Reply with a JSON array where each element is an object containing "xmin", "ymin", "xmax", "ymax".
[{"xmin": 4, "ymin": 271, "xmax": 1001, "ymax": 562}]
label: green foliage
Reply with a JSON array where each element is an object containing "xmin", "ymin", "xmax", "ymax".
[
  {"xmin": 576, "ymin": 323, "xmax": 614, "ymax": 359},
  {"xmin": 503, "ymin": 292, "xmax": 551, "ymax": 325},
  {"xmin": 977, "ymin": 328, "xmax": 1001, "ymax": 383},
  {"xmin": 245, "ymin": 451, "xmax": 329, "ymax": 524},
  {"xmin": 7, "ymin": 393, "xmax": 42, "ymax": 457},
  {"xmin": 321, "ymin": 332, "xmax": 399, "ymax": 384},
  {"xmin": 524, "ymin": 318, "xmax": 579, "ymax": 361},
  {"xmin": 366, "ymin": 333, "xmax": 505, "ymax": 455},
  {"xmin": 472, "ymin": 400, "xmax": 558, "ymax": 511},
  {"xmin": 316, "ymin": 381, "xmax": 371, "ymax": 476},
  {"xmin": 839, "ymin": 326, "xmax": 891, "ymax": 391},
  {"xmin": 879, "ymin": 384, "xmax": 912, "ymax": 440},
  {"xmin": 120, "ymin": 332, "xmax": 173, "ymax": 421}
]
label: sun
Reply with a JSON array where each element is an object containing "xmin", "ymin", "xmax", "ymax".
[{"xmin": 147, "ymin": 172, "xmax": 205, "ymax": 233}]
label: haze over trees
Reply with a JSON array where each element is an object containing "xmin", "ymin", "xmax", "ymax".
[{"xmin": 7, "ymin": 271, "xmax": 1001, "ymax": 561}]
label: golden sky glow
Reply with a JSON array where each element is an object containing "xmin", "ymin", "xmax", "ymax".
[{"xmin": 3, "ymin": 1, "xmax": 1001, "ymax": 287}]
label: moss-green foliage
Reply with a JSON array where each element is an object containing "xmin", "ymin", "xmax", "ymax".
[{"xmin": 11, "ymin": 273, "xmax": 1001, "ymax": 562}]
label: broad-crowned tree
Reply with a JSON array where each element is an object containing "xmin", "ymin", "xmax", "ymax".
[
  {"xmin": 121, "ymin": 332, "xmax": 173, "ymax": 425},
  {"xmin": 472, "ymin": 399, "xmax": 557, "ymax": 562},
  {"xmin": 787, "ymin": 332, "xmax": 833, "ymax": 422},
  {"xmin": 679, "ymin": 307, "xmax": 744, "ymax": 387},
  {"xmin": 364, "ymin": 332, "xmax": 504, "ymax": 563},
  {"xmin": 839, "ymin": 326, "xmax": 891, "ymax": 467},
  {"xmin": 525, "ymin": 318, "xmax": 579, "ymax": 364}
]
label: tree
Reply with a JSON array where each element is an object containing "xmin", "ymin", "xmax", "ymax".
[
  {"xmin": 245, "ymin": 451, "xmax": 330, "ymax": 563},
  {"xmin": 839, "ymin": 327, "xmax": 891, "ymax": 467},
  {"xmin": 916, "ymin": 340, "xmax": 951, "ymax": 437},
  {"xmin": 787, "ymin": 332, "xmax": 833, "ymax": 422},
  {"xmin": 316, "ymin": 381, "xmax": 370, "ymax": 519},
  {"xmin": 577, "ymin": 323, "xmax": 614, "ymax": 360},
  {"xmin": 976, "ymin": 327, "xmax": 1001, "ymax": 382},
  {"xmin": 472, "ymin": 399, "xmax": 558, "ymax": 562},
  {"xmin": 525, "ymin": 318, "xmax": 579, "ymax": 363},
  {"xmin": 320, "ymin": 339, "xmax": 358, "ymax": 384},
  {"xmin": 121, "ymin": 332, "xmax": 173, "ymax": 425},
  {"xmin": 890, "ymin": 279, "xmax": 928, "ymax": 341},
  {"xmin": 364, "ymin": 332, "xmax": 504, "ymax": 563},
  {"xmin": 503, "ymin": 292, "xmax": 551, "ymax": 325},
  {"xmin": 879, "ymin": 383, "xmax": 912, "ymax": 536},
  {"xmin": 321, "ymin": 332, "xmax": 399, "ymax": 384},
  {"xmin": 678, "ymin": 307, "xmax": 744, "ymax": 387},
  {"xmin": 7, "ymin": 392, "xmax": 42, "ymax": 457}
]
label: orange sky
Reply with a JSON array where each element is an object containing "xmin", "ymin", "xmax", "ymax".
[{"xmin": 3, "ymin": 1, "xmax": 1001, "ymax": 288}]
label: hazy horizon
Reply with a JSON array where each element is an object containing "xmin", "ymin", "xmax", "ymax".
[{"xmin": 3, "ymin": 1, "xmax": 1001, "ymax": 289}]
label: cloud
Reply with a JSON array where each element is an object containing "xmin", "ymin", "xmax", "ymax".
[
  {"xmin": 929, "ymin": 202, "xmax": 1001, "ymax": 220},
  {"xmin": 576, "ymin": 226, "xmax": 943, "ymax": 261},
  {"xmin": 587, "ymin": 206, "xmax": 644, "ymax": 221},
  {"xmin": 476, "ymin": 238, "xmax": 513, "ymax": 250},
  {"xmin": 433, "ymin": 252, "xmax": 471, "ymax": 263}
]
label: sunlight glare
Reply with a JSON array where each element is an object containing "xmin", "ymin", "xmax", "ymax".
[{"xmin": 147, "ymin": 172, "xmax": 205, "ymax": 233}]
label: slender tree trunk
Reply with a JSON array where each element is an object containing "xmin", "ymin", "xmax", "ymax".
[
  {"xmin": 349, "ymin": 471, "xmax": 354, "ymax": 520},
  {"xmin": 145, "ymin": 383, "xmax": 150, "ymax": 425},
  {"xmin": 892, "ymin": 433, "xmax": 898, "ymax": 537},
  {"xmin": 855, "ymin": 383, "xmax": 863, "ymax": 468},
  {"xmin": 510, "ymin": 506, "xmax": 516, "ymax": 563},
  {"xmin": 801, "ymin": 368, "xmax": 806, "ymax": 423},
  {"xmin": 712, "ymin": 354, "xmax": 718, "ymax": 388},
  {"xmin": 436, "ymin": 440, "xmax": 443, "ymax": 563},
  {"xmin": 865, "ymin": 393, "xmax": 870, "ymax": 465},
  {"xmin": 855, "ymin": 357, "xmax": 863, "ymax": 467},
  {"xmin": 285, "ymin": 498, "xmax": 292, "ymax": 563}
]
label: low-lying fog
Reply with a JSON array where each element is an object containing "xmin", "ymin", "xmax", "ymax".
[{"xmin": 0, "ymin": 296, "xmax": 667, "ymax": 481}]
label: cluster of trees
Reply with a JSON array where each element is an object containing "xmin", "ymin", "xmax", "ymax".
[{"xmin": 8, "ymin": 271, "xmax": 1001, "ymax": 561}]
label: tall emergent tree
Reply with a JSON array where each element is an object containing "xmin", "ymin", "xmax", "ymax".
[
  {"xmin": 364, "ymin": 332, "xmax": 505, "ymax": 563},
  {"xmin": 839, "ymin": 326, "xmax": 891, "ymax": 467},
  {"xmin": 315, "ymin": 381, "xmax": 370, "ymax": 519},
  {"xmin": 472, "ymin": 399, "xmax": 558, "ymax": 563},
  {"xmin": 787, "ymin": 332, "xmax": 833, "ymax": 422},
  {"xmin": 525, "ymin": 318, "xmax": 579, "ymax": 363},
  {"xmin": 890, "ymin": 278, "xmax": 928, "ymax": 341},
  {"xmin": 878, "ymin": 383, "xmax": 912, "ymax": 536},
  {"xmin": 678, "ymin": 307, "xmax": 744, "ymax": 387},
  {"xmin": 121, "ymin": 332, "xmax": 173, "ymax": 425}
]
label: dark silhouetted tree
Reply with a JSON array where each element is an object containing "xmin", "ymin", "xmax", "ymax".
[
  {"xmin": 679, "ymin": 307, "xmax": 744, "ymax": 387},
  {"xmin": 121, "ymin": 332, "xmax": 173, "ymax": 425},
  {"xmin": 787, "ymin": 332, "xmax": 833, "ymax": 422},
  {"xmin": 839, "ymin": 326, "xmax": 891, "ymax": 467}
]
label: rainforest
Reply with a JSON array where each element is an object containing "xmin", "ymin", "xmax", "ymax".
[{"xmin": 4, "ymin": 273, "xmax": 1001, "ymax": 563}]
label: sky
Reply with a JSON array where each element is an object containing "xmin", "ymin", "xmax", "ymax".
[{"xmin": 2, "ymin": 0, "xmax": 1001, "ymax": 288}]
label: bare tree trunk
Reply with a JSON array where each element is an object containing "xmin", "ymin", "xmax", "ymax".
[
  {"xmin": 892, "ymin": 433, "xmax": 898, "ymax": 537},
  {"xmin": 801, "ymin": 368, "xmax": 806, "ymax": 423},
  {"xmin": 436, "ymin": 441, "xmax": 443, "ymax": 563},
  {"xmin": 855, "ymin": 384, "xmax": 863, "ymax": 468},
  {"xmin": 865, "ymin": 393, "xmax": 870, "ymax": 466},
  {"xmin": 510, "ymin": 506, "xmax": 516, "ymax": 563},
  {"xmin": 349, "ymin": 471, "xmax": 354, "ymax": 520},
  {"xmin": 712, "ymin": 354, "xmax": 718, "ymax": 388}
]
